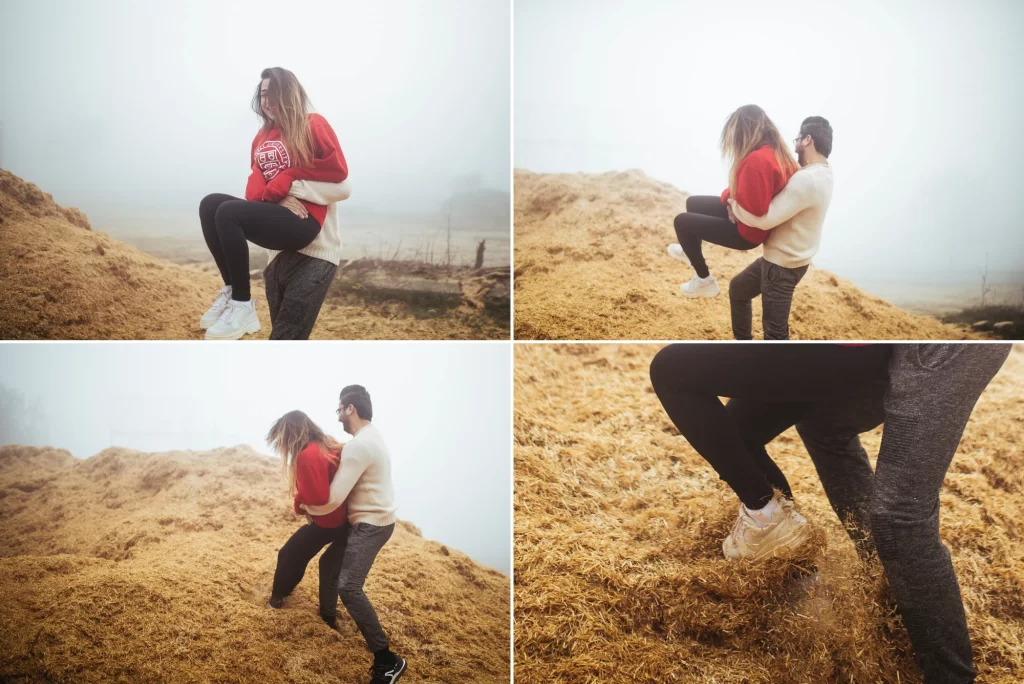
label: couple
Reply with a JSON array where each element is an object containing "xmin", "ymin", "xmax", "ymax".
[
  {"xmin": 265, "ymin": 385, "xmax": 406, "ymax": 684},
  {"xmin": 649, "ymin": 343, "xmax": 1012, "ymax": 683},
  {"xmin": 669, "ymin": 104, "xmax": 834, "ymax": 340},
  {"xmin": 198, "ymin": 66, "xmax": 351, "ymax": 340}
]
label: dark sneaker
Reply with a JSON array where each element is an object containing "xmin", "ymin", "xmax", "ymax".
[
  {"xmin": 267, "ymin": 594, "xmax": 284, "ymax": 609},
  {"xmin": 321, "ymin": 613, "xmax": 338, "ymax": 630},
  {"xmin": 369, "ymin": 655, "xmax": 407, "ymax": 683}
]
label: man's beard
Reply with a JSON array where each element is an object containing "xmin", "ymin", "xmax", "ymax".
[{"xmin": 797, "ymin": 149, "xmax": 806, "ymax": 166}]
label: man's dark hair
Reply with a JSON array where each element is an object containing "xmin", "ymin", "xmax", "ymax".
[
  {"xmin": 339, "ymin": 384, "xmax": 373, "ymax": 420},
  {"xmin": 800, "ymin": 116, "xmax": 833, "ymax": 157}
]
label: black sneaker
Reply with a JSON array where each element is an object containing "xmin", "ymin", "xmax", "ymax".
[
  {"xmin": 369, "ymin": 654, "xmax": 407, "ymax": 683},
  {"xmin": 267, "ymin": 594, "xmax": 284, "ymax": 609},
  {"xmin": 320, "ymin": 613, "xmax": 338, "ymax": 630}
]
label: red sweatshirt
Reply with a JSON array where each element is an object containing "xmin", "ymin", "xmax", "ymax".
[
  {"xmin": 244, "ymin": 113, "xmax": 349, "ymax": 228},
  {"xmin": 293, "ymin": 442, "xmax": 348, "ymax": 529},
  {"xmin": 719, "ymin": 144, "xmax": 794, "ymax": 245}
]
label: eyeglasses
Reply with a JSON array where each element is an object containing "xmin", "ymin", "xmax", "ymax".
[
  {"xmin": 335, "ymin": 405, "xmax": 346, "ymax": 416},
  {"xmin": 793, "ymin": 134, "xmax": 808, "ymax": 145}
]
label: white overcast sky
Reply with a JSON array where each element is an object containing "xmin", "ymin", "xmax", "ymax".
[
  {"xmin": 0, "ymin": 0, "xmax": 510, "ymax": 213},
  {"xmin": 515, "ymin": 0, "xmax": 1024, "ymax": 281},
  {"xmin": 0, "ymin": 342, "xmax": 511, "ymax": 574}
]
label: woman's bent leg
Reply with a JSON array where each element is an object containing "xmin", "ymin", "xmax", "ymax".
[
  {"xmin": 213, "ymin": 200, "xmax": 321, "ymax": 302},
  {"xmin": 271, "ymin": 523, "xmax": 336, "ymax": 602},
  {"xmin": 686, "ymin": 195, "xmax": 731, "ymax": 220},
  {"xmin": 673, "ymin": 212, "xmax": 756, "ymax": 279},
  {"xmin": 199, "ymin": 193, "xmax": 240, "ymax": 285},
  {"xmin": 649, "ymin": 344, "xmax": 891, "ymax": 509}
]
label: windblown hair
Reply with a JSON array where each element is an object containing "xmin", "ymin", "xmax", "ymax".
[
  {"xmin": 720, "ymin": 104, "xmax": 799, "ymax": 195},
  {"xmin": 251, "ymin": 67, "xmax": 315, "ymax": 168},
  {"xmin": 266, "ymin": 410, "xmax": 343, "ymax": 496}
]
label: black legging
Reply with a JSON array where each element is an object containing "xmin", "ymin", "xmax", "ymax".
[
  {"xmin": 199, "ymin": 193, "xmax": 321, "ymax": 301},
  {"xmin": 272, "ymin": 521, "xmax": 350, "ymax": 619},
  {"xmin": 673, "ymin": 195, "xmax": 758, "ymax": 279},
  {"xmin": 649, "ymin": 344, "xmax": 891, "ymax": 509}
]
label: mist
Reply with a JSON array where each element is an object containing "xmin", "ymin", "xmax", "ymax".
[
  {"xmin": 515, "ymin": 0, "xmax": 1024, "ymax": 306},
  {"xmin": 0, "ymin": 0, "xmax": 510, "ymax": 232},
  {"xmin": 0, "ymin": 342, "xmax": 511, "ymax": 574}
]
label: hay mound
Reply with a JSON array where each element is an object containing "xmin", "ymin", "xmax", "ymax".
[
  {"xmin": 0, "ymin": 445, "xmax": 509, "ymax": 683},
  {"xmin": 513, "ymin": 169, "xmax": 977, "ymax": 340},
  {"xmin": 513, "ymin": 344, "xmax": 1024, "ymax": 683},
  {"xmin": 0, "ymin": 169, "xmax": 508, "ymax": 340}
]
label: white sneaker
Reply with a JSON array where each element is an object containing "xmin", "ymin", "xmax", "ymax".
[
  {"xmin": 667, "ymin": 243, "xmax": 691, "ymax": 266},
  {"xmin": 722, "ymin": 499, "xmax": 811, "ymax": 561},
  {"xmin": 200, "ymin": 286, "xmax": 233, "ymax": 330},
  {"xmin": 679, "ymin": 275, "xmax": 720, "ymax": 298},
  {"xmin": 204, "ymin": 299, "xmax": 261, "ymax": 340}
]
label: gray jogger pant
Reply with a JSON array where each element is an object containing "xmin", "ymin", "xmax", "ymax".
[
  {"xmin": 331, "ymin": 522, "xmax": 395, "ymax": 653},
  {"xmin": 729, "ymin": 256, "xmax": 808, "ymax": 340},
  {"xmin": 263, "ymin": 251, "xmax": 337, "ymax": 340},
  {"xmin": 871, "ymin": 344, "xmax": 1010, "ymax": 683}
]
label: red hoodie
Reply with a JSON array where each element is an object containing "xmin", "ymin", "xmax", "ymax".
[
  {"xmin": 293, "ymin": 442, "xmax": 347, "ymax": 529},
  {"xmin": 244, "ymin": 113, "xmax": 349, "ymax": 228},
  {"xmin": 719, "ymin": 144, "xmax": 794, "ymax": 245}
]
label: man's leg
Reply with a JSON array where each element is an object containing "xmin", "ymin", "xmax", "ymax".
[
  {"xmin": 337, "ymin": 522, "xmax": 396, "ymax": 653},
  {"xmin": 269, "ymin": 253, "xmax": 337, "ymax": 340},
  {"xmin": 760, "ymin": 262, "xmax": 808, "ymax": 340},
  {"xmin": 872, "ymin": 344, "xmax": 1010, "ymax": 683},
  {"xmin": 728, "ymin": 258, "xmax": 765, "ymax": 341},
  {"xmin": 263, "ymin": 254, "xmax": 285, "ymax": 330}
]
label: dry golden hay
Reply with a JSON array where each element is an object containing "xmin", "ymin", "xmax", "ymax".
[
  {"xmin": 513, "ymin": 343, "xmax": 1024, "ymax": 683},
  {"xmin": 0, "ymin": 169, "xmax": 506, "ymax": 340},
  {"xmin": 0, "ymin": 445, "xmax": 510, "ymax": 683},
  {"xmin": 513, "ymin": 169, "xmax": 979, "ymax": 340}
]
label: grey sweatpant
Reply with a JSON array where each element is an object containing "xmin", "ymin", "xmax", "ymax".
[
  {"xmin": 263, "ymin": 251, "xmax": 337, "ymax": 340},
  {"xmin": 796, "ymin": 344, "xmax": 1010, "ymax": 683},
  {"xmin": 330, "ymin": 522, "xmax": 395, "ymax": 653},
  {"xmin": 729, "ymin": 256, "xmax": 808, "ymax": 340}
]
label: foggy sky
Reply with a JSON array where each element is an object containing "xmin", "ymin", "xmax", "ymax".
[
  {"xmin": 515, "ymin": 0, "xmax": 1024, "ymax": 281},
  {"xmin": 0, "ymin": 0, "xmax": 510, "ymax": 213},
  {"xmin": 0, "ymin": 342, "xmax": 511, "ymax": 574}
]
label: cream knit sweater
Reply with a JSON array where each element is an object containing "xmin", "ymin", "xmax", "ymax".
[
  {"xmin": 264, "ymin": 178, "xmax": 352, "ymax": 267},
  {"xmin": 301, "ymin": 423, "xmax": 398, "ymax": 527},
  {"xmin": 730, "ymin": 163, "xmax": 834, "ymax": 269}
]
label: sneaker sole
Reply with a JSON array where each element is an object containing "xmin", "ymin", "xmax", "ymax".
[
  {"xmin": 204, "ymin": 315, "xmax": 261, "ymax": 340},
  {"xmin": 679, "ymin": 283, "xmax": 720, "ymax": 298},
  {"xmin": 667, "ymin": 244, "xmax": 691, "ymax": 266}
]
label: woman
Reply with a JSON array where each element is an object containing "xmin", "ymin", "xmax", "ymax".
[
  {"xmin": 648, "ymin": 344, "xmax": 892, "ymax": 560},
  {"xmin": 198, "ymin": 67, "xmax": 349, "ymax": 340},
  {"xmin": 266, "ymin": 410, "xmax": 349, "ymax": 628},
  {"xmin": 668, "ymin": 105, "xmax": 798, "ymax": 298}
]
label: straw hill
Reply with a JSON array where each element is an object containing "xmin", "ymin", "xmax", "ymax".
[
  {"xmin": 0, "ymin": 169, "xmax": 507, "ymax": 340},
  {"xmin": 513, "ymin": 344, "xmax": 1024, "ymax": 683},
  {"xmin": 0, "ymin": 445, "xmax": 510, "ymax": 683},
  {"xmin": 513, "ymin": 169, "xmax": 980, "ymax": 340}
]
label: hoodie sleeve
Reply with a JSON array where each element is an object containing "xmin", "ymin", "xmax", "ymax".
[
  {"xmin": 245, "ymin": 135, "xmax": 267, "ymax": 202},
  {"xmin": 260, "ymin": 115, "xmax": 349, "ymax": 202},
  {"xmin": 730, "ymin": 170, "xmax": 814, "ymax": 231}
]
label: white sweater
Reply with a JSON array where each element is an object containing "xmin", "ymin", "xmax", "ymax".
[
  {"xmin": 730, "ymin": 163, "xmax": 834, "ymax": 269},
  {"xmin": 265, "ymin": 178, "xmax": 352, "ymax": 267},
  {"xmin": 302, "ymin": 423, "xmax": 398, "ymax": 527}
]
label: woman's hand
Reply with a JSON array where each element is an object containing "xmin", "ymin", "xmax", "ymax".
[{"xmin": 278, "ymin": 196, "xmax": 308, "ymax": 219}]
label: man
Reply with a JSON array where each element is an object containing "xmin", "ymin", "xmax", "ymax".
[
  {"xmin": 301, "ymin": 385, "xmax": 406, "ymax": 684},
  {"xmin": 729, "ymin": 344, "xmax": 1011, "ymax": 683},
  {"xmin": 264, "ymin": 178, "xmax": 352, "ymax": 339},
  {"xmin": 727, "ymin": 116, "xmax": 834, "ymax": 340}
]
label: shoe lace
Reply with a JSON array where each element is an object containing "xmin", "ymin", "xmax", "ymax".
[{"xmin": 368, "ymin": 661, "xmax": 391, "ymax": 682}]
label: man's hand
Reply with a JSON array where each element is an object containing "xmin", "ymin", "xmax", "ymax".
[
  {"xmin": 305, "ymin": 513, "xmax": 314, "ymax": 525},
  {"xmin": 726, "ymin": 200, "xmax": 737, "ymax": 224},
  {"xmin": 278, "ymin": 196, "xmax": 308, "ymax": 219}
]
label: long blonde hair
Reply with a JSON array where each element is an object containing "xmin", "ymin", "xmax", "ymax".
[
  {"xmin": 251, "ymin": 67, "xmax": 315, "ymax": 168},
  {"xmin": 266, "ymin": 410, "xmax": 343, "ymax": 496},
  {"xmin": 720, "ymin": 104, "xmax": 799, "ymax": 195}
]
